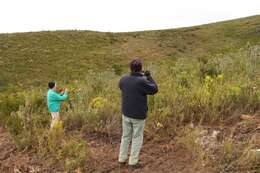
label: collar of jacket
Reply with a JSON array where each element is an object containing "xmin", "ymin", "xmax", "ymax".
[{"xmin": 130, "ymin": 72, "xmax": 144, "ymax": 77}]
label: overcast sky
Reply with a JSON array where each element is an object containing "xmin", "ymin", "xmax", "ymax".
[{"xmin": 0, "ymin": 0, "xmax": 259, "ymax": 33}]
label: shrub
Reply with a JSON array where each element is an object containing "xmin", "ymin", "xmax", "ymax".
[
  {"xmin": 63, "ymin": 112, "xmax": 85, "ymax": 131},
  {"xmin": 63, "ymin": 138, "xmax": 90, "ymax": 171},
  {"xmin": 0, "ymin": 92, "xmax": 25, "ymax": 123},
  {"xmin": 112, "ymin": 64, "xmax": 123, "ymax": 76},
  {"xmin": 0, "ymin": 89, "xmax": 91, "ymax": 172},
  {"xmin": 229, "ymin": 86, "xmax": 242, "ymax": 101},
  {"xmin": 82, "ymin": 103, "xmax": 120, "ymax": 135},
  {"xmin": 89, "ymin": 96, "xmax": 107, "ymax": 110}
]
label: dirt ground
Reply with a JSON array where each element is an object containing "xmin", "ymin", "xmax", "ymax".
[
  {"xmin": 84, "ymin": 132, "xmax": 213, "ymax": 173},
  {"xmin": 0, "ymin": 118, "xmax": 259, "ymax": 173},
  {"xmin": 0, "ymin": 126, "xmax": 213, "ymax": 173}
]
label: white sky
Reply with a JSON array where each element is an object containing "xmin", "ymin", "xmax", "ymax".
[{"xmin": 0, "ymin": 0, "xmax": 259, "ymax": 33}]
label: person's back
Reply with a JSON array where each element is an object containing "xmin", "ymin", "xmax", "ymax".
[
  {"xmin": 119, "ymin": 72, "xmax": 158, "ymax": 119},
  {"xmin": 47, "ymin": 81, "xmax": 68, "ymax": 128},
  {"xmin": 118, "ymin": 59, "xmax": 158, "ymax": 170},
  {"xmin": 47, "ymin": 89, "xmax": 68, "ymax": 112}
]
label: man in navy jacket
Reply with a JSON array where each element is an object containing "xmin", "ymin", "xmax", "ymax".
[{"xmin": 118, "ymin": 58, "xmax": 158, "ymax": 169}]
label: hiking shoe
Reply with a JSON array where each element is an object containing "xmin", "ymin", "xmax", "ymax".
[
  {"xmin": 118, "ymin": 161, "xmax": 127, "ymax": 168},
  {"xmin": 128, "ymin": 163, "xmax": 143, "ymax": 171}
]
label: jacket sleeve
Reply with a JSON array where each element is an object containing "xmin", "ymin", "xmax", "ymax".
[
  {"xmin": 119, "ymin": 77, "xmax": 124, "ymax": 90},
  {"xmin": 141, "ymin": 76, "xmax": 158, "ymax": 95},
  {"xmin": 51, "ymin": 91, "xmax": 68, "ymax": 101},
  {"xmin": 119, "ymin": 78, "xmax": 122, "ymax": 90}
]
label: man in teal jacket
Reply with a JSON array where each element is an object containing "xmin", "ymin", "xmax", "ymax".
[{"xmin": 47, "ymin": 81, "xmax": 68, "ymax": 128}]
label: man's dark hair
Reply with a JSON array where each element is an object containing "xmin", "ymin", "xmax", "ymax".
[
  {"xmin": 48, "ymin": 81, "xmax": 56, "ymax": 89},
  {"xmin": 130, "ymin": 58, "xmax": 142, "ymax": 72}
]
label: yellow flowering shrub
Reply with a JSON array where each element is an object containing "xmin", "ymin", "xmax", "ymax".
[{"xmin": 90, "ymin": 96, "xmax": 107, "ymax": 109}]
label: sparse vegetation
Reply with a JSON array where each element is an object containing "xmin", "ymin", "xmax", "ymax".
[{"xmin": 0, "ymin": 16, "xmax": 260, "ymax": 172}]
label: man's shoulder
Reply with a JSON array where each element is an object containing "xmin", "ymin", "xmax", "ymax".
[
  {"xmin": 121, "ymin": 75, "xmax": 148, "ymax": 87},
  {"xmin": 121, "ymin": 74, "xmax": 145, "ymax": 81},
  {"xmin": 120, "ymin": 74, "xmax": 130, "ymax": 81}
]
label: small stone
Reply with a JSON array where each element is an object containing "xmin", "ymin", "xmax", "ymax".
[
  {"xmin": 14, "ymin": 168, "xmax": 22, "ymax": 173},
  {"xmin": 211, "ymin": 130, "xmax": 220, "ymax": 139},
  {"xmin": 250, "ymin": 149, "xmax": 260, "ymax": 161}
]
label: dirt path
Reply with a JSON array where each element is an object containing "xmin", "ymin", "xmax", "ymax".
[
  {"xmin": 0, "ymin": 126, "xmax": 17, "ymax": 172},
  {"xmin": 0, "ymin": 127, "xmax": 211, "ymax": 173},
  {"xmin": 84, "ymin": 133, "xmax": 212, "ymax": 173},
  {"xmin": 0, "ymin": 126, "xmax": 43, "ymax": 173},
  {"xmin": 0, "ymin": 125, "xmax": 17, "ymax": 172},
  {"xmin": 1, "ymin": 119, "xmax": 258, "ymax": 173}
]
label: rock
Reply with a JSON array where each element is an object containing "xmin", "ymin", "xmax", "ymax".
[
  {"xmin": 14, "ymin": 168, "xmax": 22, "ymax": 173},
  {"xmin": 75, "ymin": 168, "xmax": 82, "ymax": 173},
  {"xmin": 211, "ymin": 130, "xmax": 220, "ymax": 139},
  {"xmin": 189, "ymin": 122, "xmax": 194, "ymax": 128},
  {"xmin": 256, "ymin": 26, "xmax": 260, "ymax": 33},
  {"xmin": 199, "ymin": 130, "xmax": 208, "ymax": 136},
  {"xmin": 240, "ymin": 114, "xmax": 255, "ymax": 120},
  {"xmin": 0, "ymin": 126, "xmax": 4, "ymax": 133},
  {"xmin": 250, "ymin": 149, "xmax": 260, "ymax": 161}
]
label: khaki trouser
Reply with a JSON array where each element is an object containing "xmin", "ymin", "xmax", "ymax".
[
  {"xmin": 50, "ymin": 112, "xmax": 60, "ymax": 129},
  {"xmin": 119, "ymin": 115, "xmax": 145, "ymax": 165}
]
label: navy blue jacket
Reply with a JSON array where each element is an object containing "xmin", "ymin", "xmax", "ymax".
[{"xmin": 119, "ymin": 72, "xmax": 158, "ymax": 119}]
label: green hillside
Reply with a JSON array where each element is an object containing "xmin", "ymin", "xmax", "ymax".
[
  {"xmin": 0, "ymin": 15, "xmax": 260, "ymax": 172},
  {"xmin": 0, "ymin": 15, "xmax": 260, "ymax": 90}
]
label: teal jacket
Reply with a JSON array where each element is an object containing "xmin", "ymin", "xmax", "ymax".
[{"xmin": 47, "ymin": 89, "xmax": 68, "ymax": 112}]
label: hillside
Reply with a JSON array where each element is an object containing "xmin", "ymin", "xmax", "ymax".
[
  {"xmin": 0, "ymin": 15, "xmax": 259, "ymax": 173},
  {"xmin": 0, "ymin": 15, "xmax": 260, "ymax": 90}
]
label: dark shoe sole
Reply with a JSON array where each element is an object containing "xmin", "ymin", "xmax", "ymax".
[
  {"xmin": 118, "ymin": 162, "xmax": 127, "ymax": 168},
  {"xmin": 128, "ymin": 163, "xmax": 143, "ymax": 170}
]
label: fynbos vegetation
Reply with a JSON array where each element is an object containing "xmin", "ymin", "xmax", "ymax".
[{"xmin": 0, "ymin": 16, "xmax": 260, "ymax": 172}]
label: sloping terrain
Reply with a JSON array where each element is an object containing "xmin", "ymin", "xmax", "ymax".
[
  {"xmin": 0, "ymin": 15, "xmax": 260, "ymax": 89},
  {"xmin": 0, "ymin": 15, "xmax": 260, "ymax": 173}
]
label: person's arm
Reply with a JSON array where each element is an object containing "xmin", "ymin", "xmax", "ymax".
[
  {"xmin": 51, "ymin": 91, "xmax": 68, "ymax": 101},
  {"xmin": 119, "ymin": 76, "xmax": 125, "ymax": 90},
  {"xmin": 142, "ymin": 72, "xmax": 158, "ymax": 95},
  {"xmin": 119, "ymin": 78, "xmax": 122, "ymax": 90}
]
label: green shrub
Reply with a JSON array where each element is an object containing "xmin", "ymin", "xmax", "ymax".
[
  {"xmin": 112, "ymin": 64, "xmax": 123, "ymax": 76},
  {"xmin": 6, "ymin": 112, "xmax": 23, "ymax": 136},
  {"xmin": 229, "ymin": 86, "xmax": 242, "ymax": 100},
  {"xmin": 63, "ymin": 138, "xmax": 90, "ymax": 171},
  {"xmin": 0, "ymin": 92, "xmax": 25, "ymax": 123},
  {"xmin": 63, "ymin": 112, "xmax": 85, "ymax": 131},
  {"xmin": 48, "ymin": 121, "xmax": 66, "ymax": 157},
  {"xmin": 82, "ymin": 103, "xmax": 120, "ymax": 134}
]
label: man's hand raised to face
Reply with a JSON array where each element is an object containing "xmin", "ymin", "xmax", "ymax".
[{"xmin": 144, "ymin": 70, "xmax": 151, "ymax": 77}]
